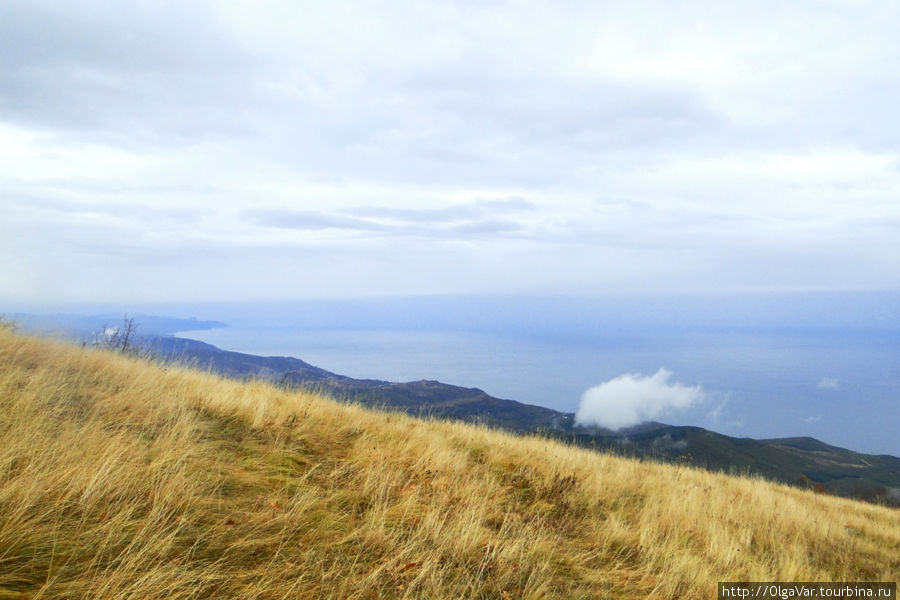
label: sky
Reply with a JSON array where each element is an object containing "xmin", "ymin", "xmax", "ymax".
[{"xmin": 2, "ymin": 0, "xmax": 900, "ymax": 302}]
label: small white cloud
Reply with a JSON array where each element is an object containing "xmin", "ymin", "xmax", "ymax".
[
  {"xmin": 707, "ymin": 395, "xmax": 729, "ymax": 423},
  {"xmin": 803, "ymin": 415, "xmax": 822, "ymax": 423},
  {"xmin": 818, "ymin": 377, "xmax": 839, "ymax": 390},
  {"xmin": 575, "ymin": 368, "xmax": 703, "ymax": 430}
]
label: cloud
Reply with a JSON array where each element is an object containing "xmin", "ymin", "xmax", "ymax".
[
  {"xmin": 818, "ymin": 377, "xmax": 839, "ymax": 390},
  {"xmin": 707, "ymin": 397, "xmax": 728, "ymax": 423},
  {"xmin": 3, "ymin": 1, "xmax": 900, "ymax": 303},
  {"xmin": 243, "ymin": 201, "xmax": 531, "ymax": 240},
  {"xmin": 341, "ymin": 198, "xmax": 535, "ymax": 224},
  {"xmin": 243, "ymin": 209, "xmax": 386, "ymax": 232},
  {"xmin": 575, "ymin": 368, "xmax": 704, "ymax": 430},
  {"xmin": 803, "ymin": 416, "xmax": 822, "ymax": 423},
  {"xmin": 0, "ymin": 2, "xmax": 256, "ymax": 143},
  {"xmin": 448, "ymin": 219, "xmax": 523, "ymax": 236}
]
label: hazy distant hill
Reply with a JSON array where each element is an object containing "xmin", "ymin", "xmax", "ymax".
[
  {"xmin": 149, "ymin": 336, "xmax": 900, "ymax": 506},
  {"xmin": 7, "ymin": 313, "xmax": 226, "ymax": 338}
]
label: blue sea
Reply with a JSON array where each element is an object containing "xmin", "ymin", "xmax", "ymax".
[{"xmin": 172, "ymin": 293, "xmax": 900, "ymax": 456}]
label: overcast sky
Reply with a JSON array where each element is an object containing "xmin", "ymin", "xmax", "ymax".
[{"xmin": 2, "ymin": 0, "xmax": 900, "ymax": 303}]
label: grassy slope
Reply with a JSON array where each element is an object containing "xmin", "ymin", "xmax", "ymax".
[{"xmin": 1, "ymin": 329, "xmax": 898, "ymax": 600}]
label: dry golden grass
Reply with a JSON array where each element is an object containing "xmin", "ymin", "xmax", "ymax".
[{"xmin": 0, "ymin": 327, "xmax": 897, "ymax": 599}]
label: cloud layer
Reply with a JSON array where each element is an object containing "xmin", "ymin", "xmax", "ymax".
[
  {"xmin": 2, "ymin": 1, "xmax": 900, "ymax": 301},
  {"xmin": 575, "ymin": 369, "xmax": 704, "ymax": 430}
]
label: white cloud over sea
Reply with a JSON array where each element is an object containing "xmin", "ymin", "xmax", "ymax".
[{"xmin": 575, "ymin": 369, "xmax": 704, "ymax": 430}]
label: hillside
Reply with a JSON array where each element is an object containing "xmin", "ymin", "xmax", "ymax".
[
  {"xmin": 1, "ymin": 328, "xmax": 898, "ymax": 599},
  {"xmin": 150, "ymin": 336, "xmax": 900, "ymax": 505},
  {"xmin": 150, "ymin": 336, "xmax": 565, "ymax": 430}
]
